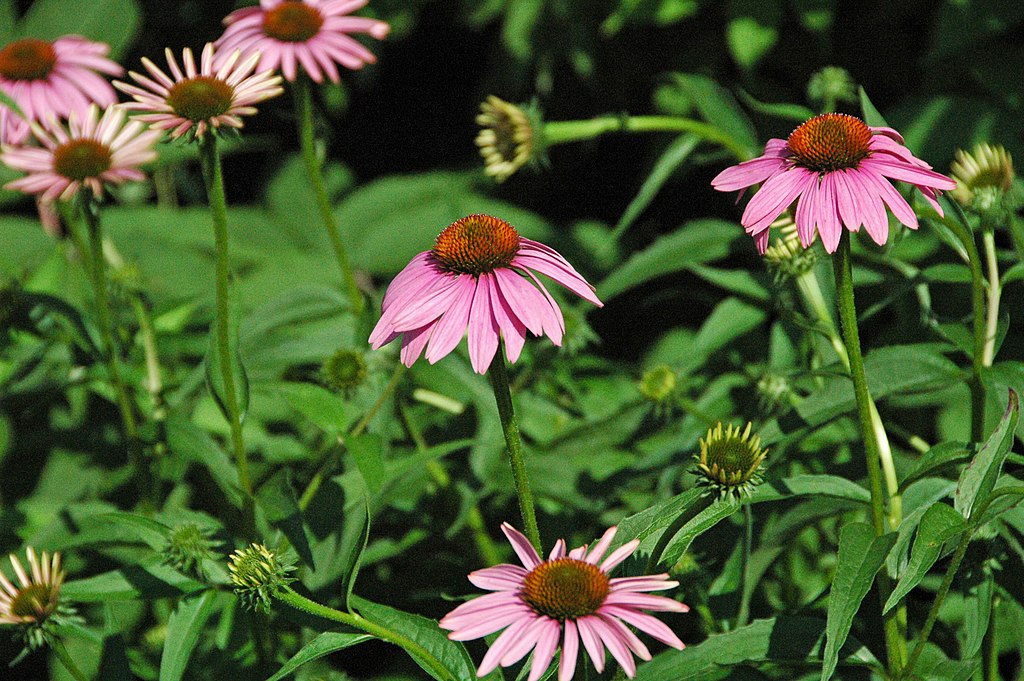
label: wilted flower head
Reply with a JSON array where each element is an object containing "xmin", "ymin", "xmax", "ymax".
[
  {"xmin": 163, "ymin": 524, "xmax": 220, "ymax": 578},
  {"xmin": 694, "ymin": 422, "xmax": 767, "ymax": 499},
  {"xmin": 215, "ymin": 0, "xmax": 390, "ymax": 83},
  {"xmin": 950, "ymin": 143, "xmax": 1015, "ymax": 211},
  {"xmin": 1, "ymin": 104, "xmax": 161, "ymax": 202},
  {"xmin": 0, "ymin": 35, "xmax": 121, "ymax": 145},
  {"xmin": 712, "ymin": 113, "xmax": 956, "ymax": 254},
  {"xmin": 369, "ymin": 214, "xmax": 602, "ymax": 374},
  {"xmin": 115, "ymin": 44, "xmax": 283, "ymax": 141},
  {"xmin": 228, "ymin": 543, "xmax": 295, "ymax": 613},
  {"xmin": 440, "ymin": 523, "xmax": 686, "ymax": 681},
  {"xmin": 476, "ymin": 95, "xmax": 542, "ymax": 182}
]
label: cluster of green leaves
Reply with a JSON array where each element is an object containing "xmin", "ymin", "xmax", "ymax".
[{"xmin": 2, "ymin": 0, "xmax": 1024, "ymax": 680}]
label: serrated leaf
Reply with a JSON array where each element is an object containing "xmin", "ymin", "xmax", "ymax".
[
  {"xmin": 750, "ymin": 475, "xmax": 871, "ymax": 505},
  {"xmin": 613, "ymin": 134, "xmax": 700, "ymax": 237},
  {"xmin": 20, "ymin": 0, "xmax": 140, "ymax": 57},
  {"xmin": 266, "ymin": 632, "xmax": 373, "ymax": 681},
  {"xmin": 348, "ymin": 433, "xmax": 386, "ymax": 494},
  {"xmin": 884, "ymin": 503, "xmax": 965, "ymax": 613},
  {"xmin": 351, "ymin": 596, "xmax": 475, "ymax": 681},
  {"xmin": 160, "ymin": 590, "xmax": 218, "ymax": 681},
  {"xmin": 822, "ymin": 522, "xmax": 897, "ymax": 681},
  {"xmin": 955, "ymin": 389, "xmax": 1019, "ymax": 520},
  {"xmin": 256, "ymin": 469, "xmax": 314, "ymax": 568}
]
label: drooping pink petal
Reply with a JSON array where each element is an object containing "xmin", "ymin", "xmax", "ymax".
[
  {"xmin": 710, "ymin": 155, "xmax": 789, "ymax": 192},
  {"xmin": 466, "ymin": 274, "xmax": 500, "ymax": 373},
  {"xmin": 423, "ymin": 277, "xmax": 477, "ymax": 364},
  {"xmin": 501, "ymin": 522, "xmax": 541, "ymax": 569},
  {"xmin": 559, "ymin": 620, "xmax": 580, "ymax": 681},
  {"xmin": 589, "ymin": 615, "xmax": 637, "ymax": 677},
  {"xmin": 575, "ymin": 616, "xmax": 607, "ymax": 673},
  {"xmin": 528, "ymin": 618, "xmax": 562, "ymax": 681},
  {"xmin": 467, "ymin": 564, "xmax": 529, "ymax": 591},
  {"xmin": 476, "ymin": 616, "xmax": 537, "ymax": 677},
  {"xmin": 600, "ymin": 605, "xmax": 685, "ymax": 649},
  {"xmin": 600, "ymin": 539, "xmax": 640, "ymax": 573}
]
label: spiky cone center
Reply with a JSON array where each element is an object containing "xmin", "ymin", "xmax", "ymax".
[
  {"xmin": 53, "ymin": 139, "xmax": 112, "ymax": 181},
  {"xmin": 432, "ymin": 214, "xmax": 520, "ymax": 275},
  {"xmin": 0, "ymin": 38, "xmax": 57, "ymax": 81},
  {"xmin": 166, "ymin": 76, "xmax": 235, "ymax": 122},
  {"xmin": 787, "ymin": 113, "xmax": 871, "ymax": 172},
  {"xmin": 9, "ymin": 583, "xmax": 59, "ymax": 621},
  {"xmin": 521, "ymin": 558, "xmax": 610, "ymax": 621},
  {"xmin": 262, "ymin": 1, "xmax": 325, "ymax": 42},
  {"xmin": 696, "ymin": 422, "xmax": 767, "ymax": 492}
]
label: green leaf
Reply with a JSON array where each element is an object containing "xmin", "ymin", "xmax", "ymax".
[
  {"xmin": 750, "ymin": 475, "xmax": 871, "ymax": 505},
  {"xmin": 0, "ymin": 0, "xmax": 15, "ymax": 44},
  {"xmin": 666, "ymin": 74, "xmax": 758, "ymax": 156},
  {"xmin": 661, "ymin": 495, "xmax": 741, "ymax": 568},
  {"xmin": 899, "ymin": 441, "xmax": 972, "ymax": 493},
  {"xmin": 955, "ymin": 389, "xmax": 1020, "ymax": 520},
  {"xmin": 635, "ymin": 616, "xmax": 878, "ymax": 680},
  {"xmin": 884, "ymin": 503, "xmax": 965, "ymax": 613},
  {"xmin": 204, "ymin": 285, "xmax": 250, "ymax": 424},
  {"xmin": 858, "ymin": 87, "xmax": 888, "ymax": 128},
  {"xmin": 962, "ymin": 573, "xmax": 993, "ymax": 659},
  {"xmin": 277, "ymin": 382, "xmax": 349, "ymax": 435},
  {"xmin": 20, "ymin": 0, "xmax": 141, "ymax": 57},
  {"xmin": 685, "ymin": 264, "xmax": 770, "ymax": 302},
  {"xmin": 822, "ymin": 522, "xmax": 897, "ymax": 681},
  {"xmin": 62, "ymin": 560, "xmax": 206, "ymax": 602},
  {"xmin": 71, "ymin": 512, "xmax": 172, "ymax": 551},
  {"xmin": 348, "ymin": 433, "xmax": 387, "ymax": 494},
  {"xmin": 615, "ymin": 488, "xmax": 706, "ymax": 557},
  {"xmin": 1000, "ymin": 261, "xmax": 1024, "ymax": 286},
  {"xmin": 266, "ymin": 632, "xmax": 374, "ymax": 681},
  {"xmin": 165, "ymin": 415, "xmax": 243, "ymax": 509},
  {"xmin": 97, "ymin": 634, "xmax": 132, "ymax": 681},
  {"xmin": 726, "ymin": 17, "xmax": 778, "ymax": 70},
  {"xmin": 338, "ymin": 499, "xmax": 370, "ymax": 612},
  {"xmin": 351, "ymin": 596, "xmax": 476, "ymax": 681},
  {"xmin": 160, "ymin": 590, "xmax": 218, "ymax": 681},
  {"xmin": 613, "ymin": 134, "xmax": 700, "ymax": 237},
  {"xmin": 502, "ymin": 0, "xmax": 544, "ymax": 60},
  {"xmin": 256, "ymin": 469, "xmax": 314, "ymax": 568}
]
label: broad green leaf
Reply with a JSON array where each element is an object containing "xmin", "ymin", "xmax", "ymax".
[
  {"xmin": 165, "ymin": 415, "xmax": 243, "ymax": 509},
  {"xmin": 822, "ymin": 522, "xmax": 897, "ymax": 681},
  {"xmin": 256, "ymin": 469, "xmax": 314, "ymax": 568},
  {"xmin": 679, "ymin": 298, "xmax": 767, "ymax": 374},
  {"xmin": 159, "ymin": 590, "xmax": 218, "ymax": 681},
  {"xmin": 266, "ymin": 632, "xmax": 373, "ymax": 681},
  {"xmin": 899, "ymin": 441, "xmax": 972, "ymax": 493},
  {"xmin": 666, "ymin": 74, "xmax": 758, "ymax": 157},
  {"xmin": 1000, "ymin": 261, "xmax": 1024, "ymax": 286},
  {"xmin": 858, "ymin": 87, "xmax": 888, "ymax": 128},
  {"xmin": 613, "ymin": 134, "xmax": 700, "ymax": 237},
  {"xmin": 97, "ymin": 634, "xmax": 132, "ymax": 681},
  {"xmin": 661, "ymin": 495, "xmax": 742, "ymax": 568},
  {"xmin": 955, "ymin": 389, "xmax": 1019, "ymax": 520},
  {"xmin": 685, "ymin": 264, "xmax": 770, "ymax": 302},
  {"xmin": 726, "ymin": 17, "xmax": 778, "ymax": 70},
  {"xmin": 615, "ymin": 488, "xmax": 705, "ymax": 557},
  {"xmin": 348, "ymin": 433, "xmax": 387, "ymax": 494},
  {"xmin": 962, "ymin": 573, "xmax": 992, "ymax": 658},
  {"xmin": 351, "ymin": 596, "xmax": 475, "ymax": 681},
  {"xmin": 502, "ymin": 0, "xmax": 544, "ymax": 60},
  {"xmin": 62, "ymin": 560, "xmax": 206, "ymax": 601},
  {"xmin": 20, "ymin": 0, "xmax": 141, "ymax": 57},
  {"xmin": 64, "ymin": 512, "xmax": 172, "ymax": 551},
  {"xmin": 204, "ymin": 284, "xmax": 250, "ymax": 423},
  {"xmin": 884, "ymin": 503, "xmax": 965, "ymax": 613},
  {"xmin": 635, "ymin": 616, "xmax": 878, "ymax": 680},
  {"xmin": 277, "ymin": 382, "xmax": 348, "ymax": 435},
  {"xmin": 597, "ymin": 220, "xmax": 738, "ymax": 300},
  {"xmin": 750, "ymin": 475, "xmax": 870, "ymax": 505}
]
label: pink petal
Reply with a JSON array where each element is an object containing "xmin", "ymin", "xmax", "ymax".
[
  {"xmin": 600, "ymin": 605, "xmax": 684, "ymax": 649},
  {"xmin": 741, "ymin": 167, "xmax": 815, "ymax": 234},
  {"xmin": 528, "ymin": 619, "xmax": 562, "ymax": 681},
  {"xmin": 575, "ymin": 616, "xmax": 606, "ymax": 673},
  {"xmin": 467, "ymin": 564, "xmax": 528, "ymax": 591},
  {"xmin": 502, "ymin": 522, "xmax": 541, "ymax": 569},
  {"xmin": 711, "ymin": 155, "xmax": 788, "ymax": 192},
  {"xmin": 477, "ymin": 616, "xmax": 538, "ymax": 677},
  {"xmin": 600, "ymin": 539, "xmax": 639, "ymax": 573},
  {"xmin": 584, "ymin": 526, "xmax": 618, "ymax": 565},
  {"xmin": 422, "ymin": 278, "xmax": 477, "ymax": 364},
  {"xmin": 589, "ymin": 615, "xmax": 637, "ymax": 677},
  {"xmin": 467, "ymin": 274, "xmax": 501, "ymax": 374},
  {"xmin": 559, "ymin": 620, "xmax": 580, "ymax": 681}
]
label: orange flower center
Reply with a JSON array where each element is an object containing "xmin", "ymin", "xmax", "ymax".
[
  {"xmin": 166, "ymin": 76, "xmax": 234, "ymax": 122},
  {"xmin": 521, "ymin": 558, "xmax": 610, "ymax": 621},
  {"xmin": 432, "ymin": 214, "xmax": 520, "ymax": 275},
  {"xmin": 53, "ymin": 139, "xmax": 112, "ymax": 181},
  {"xmin": 0, "ymin": 38, "xmax": 57, "ymax": 81},
  {"xmin": 787, "ymin": 113, "xmax": 872, "ymax": 172},
  {"xmin": 263, "ymin": 1, "xmax": 324, "ymax": 42},
  {"xmin": 10, "ymin": 583, "xmax": 57, "ymax": 620}
]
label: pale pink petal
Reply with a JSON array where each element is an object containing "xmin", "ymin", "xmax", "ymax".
[
  {"xmin": 590, "ymin": 615, "xmax": 637, "ymax": 677},
  {"xmin": 711, "ymin": 155, "xmax": 789, "ymax": 192},
  {"xmin": 600, "ymin": 605, "xmax": 685, "ymax": 649},
  {"xmin": 741, "ymin": 167, "xmax": 816, "ymax": 234},
  {"xmin": 816, "ymin": 171, "xmax": 842, "ymax": 254},
  {"xmin": 604, "ymin": 591, "xmax": 689, "ymax": 612},
  {"xmin": 467, "ymin": 274, "xmax": 501, "ymax": 373},
  {"xmin": 499, "ymin": 616, "xmax": 555, "ymax": 668},
  {"xmin": 528, "ymin": 619, "xmax": 561, "ymax": 681},
  {"xmin": 548, "ymin": 539, "xmax": 567, "ymax": 561},
  {"xmin": 501, "ymin": 522, "xmax": 541, "ymax": 569},
  {"xmin": 584, "ymin": 526, "xmax": 618, "ymax": 565},
  {"xmin": 575, "ymin": 616, "xmax": 606, "ymax": 673},
  {"xmin": 467, "ymin": 564, "xmax": 529, "ymax": 591},
  {"xmin": 610, "ymin": 576, "xmax": 680, "ymax": 592},
  {"xmin": 423, "ymin": 277, "xmax": 477, "ymax": 364},
  {"xmin": 600, "ymin": 539, "xmax": 639, "ymax": 573},
  {"xmin": 476, "ymin": 616, "xmax": 537, "ymax": 677},
  {"xmin": 559, "ymin": 620, "xmax": 580, "ymax": 681}
]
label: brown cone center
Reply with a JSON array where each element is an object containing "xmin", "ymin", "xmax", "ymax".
[
  {"xmin": 53, "ymin": 139, "xmax": 112, "ymax": 181},
  {"xmin": 262, "ymin": 1, "xmax": 325, "ymax": 42},
  {"xmin": 432, "ymin": 214, "xmax": 520, "ymax": 274},
  {"xmin": 521, "ymin": 558, "xmax": 610, "ymax": 621},
  {"xmin": 0, "ymin": 38, "xmax": 57, "ymax": 81},
  {"xmin": 787, "ymin": 113, "xmax": 872, "ymax": 172},
  {"xmin": 166, "ymin": 76, "xmax": 234, "ymax": 122}
]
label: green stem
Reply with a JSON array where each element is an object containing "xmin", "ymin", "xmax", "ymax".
[
  {"xmin": 981, "ymin": 230, "xmax": 1001, "ymax": 367},
  {"xmin": 542, "ymin": 115, "xmax": 750, "ymax": 161},
  {"xmin": 198, "ymin": 135, "xmax": 254, "ymax": 530},
  {"xmin": 736, "ymin": 502, "xmax": 754, "ymax": 628},
  {"xmin": 645, "ymin": 493, "xmax": 715, "ymax": 574},
  {"xmin": 982, "ymin": 593, "xmax": 999, "ymax": 681},
  {"xmin": 79, "ymin": 191, "xmax": 149, "ymax": 502},
  {"xmin": 298, "ymin": 363, "xmax": 406, "ymax": 511},
  {"xmin": 278, "ymin": 587, "xmax": 458, "ymax": 681},
  {"xmin": 294, "ymin": 78, "xmax": 363, "ymax": 314},
  {"xmin": 832, "ymin": 233, "xmax": 905, "ymax": 675},
  {"xmin": 944, "ymin": 202, "xmax": 987, "ymax": 441},
  {"xmin": 51, "ymin": 638, "xmax": 89, "ymax": 681},
  {"xmin": 489, "ymin": 339, "xmax": 541, "ymax": 553}
]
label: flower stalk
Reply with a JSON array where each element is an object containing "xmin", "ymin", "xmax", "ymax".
[
  {"xmin": 543, "ymin": 115, "xmax": 750, "ymax": 161},
  {"xmin": 198, "ymin": 134, "xmax": 254, "ymax": 529},
  {"xmin": 832, "ymin": 232, "xmax": 905, "ymax": 674},
  {"xmin": 294, "ymin": 76, "xmax": 363, "ymax": 314},
  {"xmin": 489, "ymin": 339, "xmax": 542, "ymax": 553}
]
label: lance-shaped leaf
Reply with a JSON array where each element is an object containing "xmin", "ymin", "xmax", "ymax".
[
  {"xmin": 884, "ymin": 502, "xmax": 965, "ymax": 613},
  {"xmin": 955, "ymin": 389, "xmax": 1019, "ymax": 520}
]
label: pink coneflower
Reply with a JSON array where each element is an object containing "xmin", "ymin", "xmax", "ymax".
[
  {"xmin": 1, "ymin": 104, "xmax": 161, "ymax": 202},
  {"xmin": 214, "ymin": 0, "xmax": 390, "ymax": 83},
  {"xmin": 369, "ymin": 214, "xmax": 603, "ymax": 374},
  {"xmin": 0, "ymin": 547, "xmax": 64, "ymax": 626},
  {"xmin": 711, "ymin": 113, "xmax": 957, "ymax": 254},
  {"xmin": 0, "ymin": 35, "xmax": 121, "ymax": 145},
  {"xmin": 441, "ymin": 523, "xmax": 686, "ymax": 681},
  {"xmin": 114, "ymin": 44, "xmax": 283, "ymax": 141}
]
